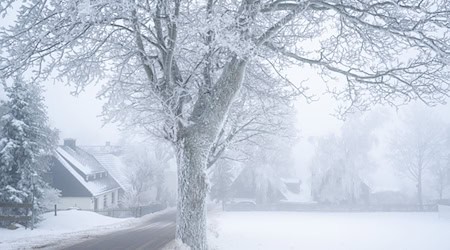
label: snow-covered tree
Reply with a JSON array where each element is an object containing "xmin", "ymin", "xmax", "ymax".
[
  {"xmin": 208, "ymin": 87, "xmax": 297, "ymax": 169},
  {"xmin": 236, "ymin": 132, "xmax": 297, "ymax": 205},
  {"xmin": 210, "ymin": 161, "xmax": 234, "ymax": 210},
  {"xmin": 432, "ymin": 128, "xmax": 450, "ymax": 200},
  {"xmin": 430, "ymin": 155, "xmax": 450, "ymax": 200},
  {"xmin": 122, "ymin": 141, "xmax": 174, "ymax": 208},
  {"xmin": 2, "ymin": 1, "xmax": 450, "ymax": 248},
  {"xmin": 389, "ymin": 107, "xmax": 446, "ymax": 209},
  {"xmin": 310, "ymin": 112, "xmax": 382, "ymax": 204},
  {"xmin": 0, "ymin": 77, "xmax": 58, "ymax": 225}
]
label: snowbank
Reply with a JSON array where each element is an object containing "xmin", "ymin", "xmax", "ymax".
[
  {"xmin": 439, "ymin": 204, "xmax": 450, "ymax": 219},
  {"xmin": 0, "ymin": 210, "xmax": 131, "ymax": 249},
  {"xmin": 210, "ymin": 212, "xmax": 450, "ymax": 250}
]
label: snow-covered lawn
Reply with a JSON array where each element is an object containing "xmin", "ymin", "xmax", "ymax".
[
  {"xmin": 210, "ymin": 212, "xmax": 450, "ymax": 250},
  {"xmin": 0, "ymin": 210, "xmax": 135, "ymax": 250}
]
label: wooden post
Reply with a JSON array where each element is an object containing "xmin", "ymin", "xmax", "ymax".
[
  {"xmin": 25, "ymin": 207, "xmax": 29, "ymax": 229},
  {"xmin": 54, "ymin": 204, "xmax": 57, "ymax": 216},
  {"xmin": 31, "ymin": 194, "xmax": 34, "ymax": 230}
]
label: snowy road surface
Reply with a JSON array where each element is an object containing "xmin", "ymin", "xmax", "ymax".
[
  {"xmin": 209, "ymin": 212, "xmax": 450, "ymax": 250},
  {"xmin": 63, "ymin": 210, "xmax": 176, "ymax": 250},
  {"xmin": 0, "ymin": 210, "xmax": 130, "ymax": 249}
]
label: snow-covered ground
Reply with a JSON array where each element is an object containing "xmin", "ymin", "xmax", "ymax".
[
  {"xmin": 0, "ymin": 210, "xmax": 139, "ymax": 250},
  {"xmin": 210, "ymin": 212, "xmax": 450, "ymax": 250}
]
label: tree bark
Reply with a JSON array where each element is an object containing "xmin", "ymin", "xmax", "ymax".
[
  {"xmin": 175, "ymin": 57, "xmax": 247, "ymax": 250},
  {"xmin": 175, "ymin": 130, "xmax": 209, "ymax": 250}
]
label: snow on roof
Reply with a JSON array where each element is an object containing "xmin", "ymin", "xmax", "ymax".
[
  {"xmin": 89, "ymin": 153, "xmax": 131, "ymax": 193},
  {"xmin": 82, "ymin": 145, "xmax": 123, "ymax": 155},
  {"xmin": 279, "ymin": 182, "xmax": 313, "ymax": 203},
  {"xmin": 54, "ymin": 149, "xmax": 121, "ymax": 196},
  {"xmin": 57, "ymin": 146, "xmax": 105, "ymax": 175}
]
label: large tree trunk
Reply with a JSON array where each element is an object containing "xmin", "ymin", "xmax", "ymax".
[
  {"xmin": 175, "ymin": 57, "xmax": 247, "ymax": 250},
  {"xmin": 175, "ymin": 130, "xmax": 209, "ymax": 249}
]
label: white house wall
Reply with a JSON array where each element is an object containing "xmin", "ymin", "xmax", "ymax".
[
  {"xmin": 95, "ymin": 189, "xmax": 120, "ymax": 210},
  {"xmin": 58, "ymin": 197, "xmax": 93, "ymax": 210}
]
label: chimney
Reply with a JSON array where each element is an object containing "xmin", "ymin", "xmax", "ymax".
[
  {"xmin": 105, "ymin": 141, "xmax": 111, "ymax": 147},
  {"xmin": 63, "ymin": 138, "xmax": 76, "ymax": 149}
]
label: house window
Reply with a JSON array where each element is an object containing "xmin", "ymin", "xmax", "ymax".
[
  {"xmin": 111, "ymin": 191, "xmax": 115, "ymax": 205},
  {"xmin": 103, "ymin": 195, "xmax": 107, "ymax": 209}
]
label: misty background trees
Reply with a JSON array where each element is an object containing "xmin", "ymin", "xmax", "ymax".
[
  {"xmin": 310, "ymin": 112, "xmax": 382, "ymax": 204},
  {"xmin": 1, "ymin": 1, "xmax": 450, "ymax": 249},
  {"xmin": 308, "ymin": 106, "xmax": 450, "ymax": 208},
  {"xmin": 389, "ymin": 106, "xmax": 450, "ymax": 208},
  {"xmin": 121, "ymin": 141, "xmax": 176, "ymax": 208}
]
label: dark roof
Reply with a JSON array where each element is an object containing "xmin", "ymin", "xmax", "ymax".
[
  {"xmin": 52, "ymin": 146, "xmax": 121, "ymax": 196},
  {"xmin": 48, "ymin": 156, "xmax": 92, "ymax": 197},
  {"xmin": 57, "ymin": 146, "xmax": 105, "ymax": 175}
]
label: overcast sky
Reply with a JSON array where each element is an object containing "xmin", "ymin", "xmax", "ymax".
[{"xmin": 44, "ymin": 82, "xmax": 121, "ymax": 146}]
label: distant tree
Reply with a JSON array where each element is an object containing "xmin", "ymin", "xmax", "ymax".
[
  {"xmin": 0, "ymin": 77, "xmax": 58, "ymax": 226},
  {"xmin": 233, "ymin": 133, "xmax": 296, "ymax": 205},
  {"xmin": 210, "ymin": 161, "xmax": 234, "ymax": 210},
  {"xmin": 430, "ymin": 157, "xmax": 450, "ymax": 200},
  {"xmin": 311, "ymin": 112, "xmax": 381, "ymax": 204},
  {"xmin": 122, "ymin": 142, "xmax": 174, "ymax": 207},
  {"xmin": 389, "ymin": 107, "xmax": 445, "ymax": 209},
  {"xmin": 429, "ymin": 127, "xmax": 450, "ymax": 200}
]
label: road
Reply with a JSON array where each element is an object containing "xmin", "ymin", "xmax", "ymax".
[{"xmin": 62, "ymin": 210, "xmax": 176, "ymax": 250}]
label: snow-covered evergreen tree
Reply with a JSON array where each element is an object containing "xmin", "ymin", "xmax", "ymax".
[{"xmin": 0, "ymin": 77, "xmax": 58, "ymax": 225}]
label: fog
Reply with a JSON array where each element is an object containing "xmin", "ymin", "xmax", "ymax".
[
  {"xmin": 2, "ymin": 1, "xmax": 450, "ymax": 250},
  {"xmin": 41, "ymin": 64, "xmax": 450, "ymax": 200}
]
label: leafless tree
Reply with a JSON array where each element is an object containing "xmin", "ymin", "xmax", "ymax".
[
  {"xmin": 1, "ymin": 1, "xmax": 450, "ymax": 248},
  {"xmin": 430, "ymin": 127, "xmax": 450, "ymax": 200},
  {"xmin": 389, "ymin": 107, "xmax": 446, "ymax": 209},
  {"xmin": 122, "ymin": 142, "xmax": 174, "ymax": 207},
  {"xmin": 208, "ymin": 85, "xmax": 297, "ymax": 169}
]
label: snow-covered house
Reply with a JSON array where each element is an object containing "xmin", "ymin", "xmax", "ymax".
[
  {"xmin": 86, "ymin": 146, "xmax": 178, "ymax": 207},
  {"xmin": 48, "ymin": 139, "xmax": 122, "ymax": 210},
  {"xmin": 86, "ymin": 151, "xmax": 130, "ymax": 198},
  {"xmin": 84, "ymin": 142, "xmax": 178, "ymax": 207},
  {"xmin": 229, "ymin": 166, "xmax": 303, "ymax": 204}
]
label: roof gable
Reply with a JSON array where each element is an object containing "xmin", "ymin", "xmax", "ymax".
[
  {"xmin": 57, "ymin": 146, "xmax": 105, "ymax": 175},
  {"xmin": 53, "ymin": 146, "xmax": 121, "ymax": 196},
  {"xmin": 89, "ymin": 153, "xmax": 130, "ymax": 192}
]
